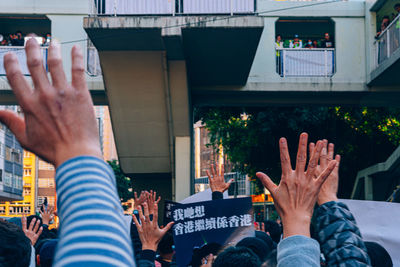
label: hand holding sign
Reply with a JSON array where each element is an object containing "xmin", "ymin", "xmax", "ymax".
[
  {"xmin": 256, "ymin": 133, "xmax": 337, "ymax": 238},
  {"xmin": 206, "ymin": 164, "xmax": 233, "ymax": 193},
  {"xmin": 132, "ymin": 202, "xmax": 174, "ymax": 251},
  {"xmin": 309, "ymin": 140, "xmax": 341, "ymax": 205}
]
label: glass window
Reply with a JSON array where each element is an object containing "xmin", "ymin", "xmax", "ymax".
[
  {"xmin": 4, "ymin": 172, "xmax": 12, "ymax": 186},
  {"xmin": 0, "ymin": 169, "xmax": 2, "ymax": 182},
  {"xmin": 38, "ymin": 178, "xmax": 55, "ymax": 188},
  {"xmin": 13, "ymin": 151, "xmax": 22, "ymax": 164},
  {"xmin": 39, "ymin": 160, "xmax": 55, "ymax": 170},
  {"xmin": 5, "ymin": 146, "xmax": 12, "ymax": 161}
]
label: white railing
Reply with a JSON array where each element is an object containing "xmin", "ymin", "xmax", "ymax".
[
  {"xmin": 276, "ymin": 48, "xmax": 335, "ymax": 77},
  {"xmin": 374, "ymin": 15, "xmax": 400, "ymax": 68},
  {"xmin": 183, "ymin": 0, "xmax": 254, "ymax": 15},
  {"xmin": 0, "ymin": 47, "xmax": 48, "ymax": 76},
  {"xmin": 90, "ymin": 0, "xmax": 255, "ymax": 15},
  {"xmin": 87, "ymin": 46, "xmax": 102, "ymax": 76}
]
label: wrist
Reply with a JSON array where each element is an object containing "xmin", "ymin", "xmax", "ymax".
[
  {"xmin": 141, "ymin": 244, "xmax": 157, "ymax": 252},
  {"xmin": 54, "ymin": 144, "xmax": 102, "ymax": 168},
  {"xmin": 282, "ymin": 215, "xmax": 311, "ymax": 239},
  {"xmin": 318, "ymin": 195, "xmax": 338, "ymax": 205}
]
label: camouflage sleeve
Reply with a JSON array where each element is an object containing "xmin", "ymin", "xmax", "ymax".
[{"xmin": 315, "ymin": 201, "xmax": 371, "ymax": 267}]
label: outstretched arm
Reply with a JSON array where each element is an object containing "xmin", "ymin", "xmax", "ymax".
[
  {"xmin": 256, "ymin": 133, "xmax": 337, "ymax": 267},
  {"xmin": 311, "ymin": 140, "xmax": 370, "ymax": 266},
  {"xmin": 2, "ymin": 39, "xmax": 135, "ymax": 266}
]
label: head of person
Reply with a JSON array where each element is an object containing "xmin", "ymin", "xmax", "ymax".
[
  {"xmin": 213, "ymin": 246, "xmax": 261, "ymax": 267},
  {"xmin": 307, "ymin": 39, "xmax": 312, "ymax": 45},
  {"xmin": 264, "ymin": 220, "xmax": 282, "ymax": 244},
  {"xmin": 236, "ymin": 237, "xmax": 271, "ymax": 262},
  {"xmin": 276, "ymin": 35, "xmax": 282, "ymax": 42},
  {"xmin": 261, "ymin": 249, "xmax": 277, "ymax": 267},
  {"xmin": 365, "ymin": 241, "xmax": 393, "ymax": 267},
  {"xmin": 294, "ymin": 34, "xmax": 299, "ymax": 42},
  {"xmin": 382, "ymin": 16, "xmax": 390, "ymax": 27},
  {"xmin": 157, "ymin": 232, "xmax": 174, "ymax": 260},
  {"xmin": 255, "ymin": 230, "xmax": 276, "ymax": 250},
  {"xmin": 313, "ymin": 40, "xmax": 318, "ymax": 46},
  {"xmin": 324, "ymin": 33, "xmax": 330, "ymax": 40},
  {"xmin": 191, "ymin": 242, "xmax": 222, "ymax": 267},
  {"xmin": 38, "ymin": 239, "xmax": 58, "ymax": 267},
  {"xmin": 394, "ymin": 3, "xmax": 400, "ymax": 13},
  {"xmin": 0, "ymin": 219, "xmax": 32, "ymax": 267},
  {"xmin": 16, "ymin": 31, "xmax": 22, "ymax": 39}
]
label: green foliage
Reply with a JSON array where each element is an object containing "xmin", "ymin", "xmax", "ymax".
[
  {"xmin": 108, "ymin": 160, "xmax": 133, "ymax": 207},
  {"xmin": 195, "ymin": 106, "xmax": 400, "ymax": 198}
]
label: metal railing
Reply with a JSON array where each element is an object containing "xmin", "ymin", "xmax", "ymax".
[
  {"xmin": 90, "ymin": 0, "xmax": 256, "ymax": 15},
  {"xmin": 276, "ymin": 48, "xmax": 335, "ymax": 77},
  {"xmin": 0, "ymin": 47, "xmax": 48, "ymax": 76},
  {"xmin": 374, "ymin": 14, "xmax": 400, "ymax": 68}
]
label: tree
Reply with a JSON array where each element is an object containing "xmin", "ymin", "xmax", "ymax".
[
  {"xmin": 195, "ymin": 106, "xmax": 400, "ymax": 198},
  {"xmin": 108, "ymin": 160, "xmax": 133, "ymax": 209}
]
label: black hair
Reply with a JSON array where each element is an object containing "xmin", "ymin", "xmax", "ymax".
[
  {"xmin": 276, "ymin": 34, "xmax": 282, "ymax": 38},
  {"xmin": 190, "ymin": 242, "xmax": 222, "ymax": 267},
  {"xmin": 264, "ymin": 220, "xmax": 282, "ymax": 244},
  {"xmin": 27, "ymin": 215, "xmax": 43, "ymax": 228},
  {"xmin": 213, "ymin": 246, "xmax": 261, "ymax": 267},
  {"xmin": 394, "ymin": 3, "xmax": 400, "ymax": 8},
  {"xmin": 262, "ymin": 249, "xmax": 277, "ymax": 267},
  {"xmin": 365, "ymin": 241, "xmax": 393, "ymax": 267},
  {"xmin": 0, "ymin": 219, "xmax": 32, "ymax": 267},
  {"xmin": 16, "ymin": 31, "xmax": 22, "ymax": 34},
  {"xmin": 236, "ymin": 237, "xmax": 271, "ymax": 262},
  {"xmin": 158, "ymin": 232, "xmax": 174, "ymax": 255},
  {"xmin": 383, "ymin": 15, "xmax": 390, "ymax": 20}
]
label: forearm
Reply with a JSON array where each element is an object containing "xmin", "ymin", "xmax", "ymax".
[
  {"xmin": 277, "ymin": 235, "xmax": 320, "ymax": 267},
  {"xmin": 315, "ymin": 201, "xmax": 370, "ymax": 266},
  {"xmin": 53, "ymin": 156, "xmax": 135, "ymax": 266}
]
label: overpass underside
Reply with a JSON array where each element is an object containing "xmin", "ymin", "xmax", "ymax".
[{"xmin": 84, "ymin": 16, "xmax": 264, "ymax": 201}]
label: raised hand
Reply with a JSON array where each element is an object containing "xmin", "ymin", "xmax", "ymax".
[
  {"xmin": 39, "ymin": 205, "xmax": 55, "ymax": 225},
  {"xmin": 147, "ymin": 190, "xmax": 161, "ymax": 215},
  {"xmin": 256, "ymin": 133, "xmax": 337, "ymax": 238},
  {"xmin": 22, "ymin": 217, "xmax": 43, "ymax": 246},
  {"xmin": 309, "ymin": 140, "xmax": 341, "ymax": 205},
  {"xmin": 134, "ymin": 191, "xmax": 149, "ymax": 210},
  {"xmin": 1, "ymin": 39, "xmax": 102, "ymax": 167},
  {"xmin": 132, "ymin": 202, "xmax": 174, "ymax": 251},
  {"xmin": 206, "ymin": 164, "xmax": 233, "ymax": 193}
]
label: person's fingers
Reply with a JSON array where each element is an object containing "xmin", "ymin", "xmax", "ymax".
[
  {"xmin": 39, "ymin": 209, "xmax": 43, "ymax": 216},
  {"xmin": 306, "ymin": 140, "xmax": 323, "ymax": 179},
  {"xmin": 211, "ymin": 165, "xmax": 216, "ymax": 178},
  {"xmin": 143, "ymin": 202, "xmax": 150, "ymax": 220},
  {"xmin": 153, "ymin": 203, "xmax": 158, "ymax": 225},
  {"xmin": 71, "ymin": 45, "xmax": 87, "ymax": 91},
  {"xmin": 132, "ymin": 214, "xmax": 142, "ymax": 233},
  {"xmin": 0, "ymin": 111, "xmax": 29, "ymax": 149},
  {"xmin": 33, "ymin": 219, "xmax": 40, "ymax": 233},
  {"xmin": 47, "ymin": 40, "xmax": 68, "ymax": 90},
  {"xmin": 134, "ymin": 191, "xmax": 138, "ymax": 201},
  {"xmin": 37, "ymin": 226, "xmax": 43, "ymax": 237},
  {"xmin": 29, "ymin": 218, "xmax": 36, "ymax": 231},
  {"xmin": 221, "ymin": 164, "xmax": 224, "ymax": 177},
  {"xmin": 155, "ymin": 196, "xmax": 161, "ymax": 204},
  {"xmin": 316, "ymin": 160, "xmax": 337, "ymax": 186},
  {"xmin": 206, "ymin": 170, "xmax": 212, "ymax": 183},
  {"xmin": 328, "ymin": 143, "xmax": 334, "ymax": 161},
  {"xmin": 279, "ymin": 137, "xmax": 292, "ymax": 176},
  {"xmin": 261, "ymin": 222, "xmax": 265, "ymax": 232},
  {"xmin": 225, "ymin": 179, "xmax": 234, "ymax": 190},
  {"xmin": 163, "ymin": 221, "xmax": 174, "ymax": 233},
  {"xmin": 334, "ymin": 155, "xmax": 341, "ymax": 174},
  {"xmin": 295, "ymin": 133, "xmax": 308, "ymax": 174},
  {"xmin": 320, "ymin": 139, "xmax": 328, "ymax": 168},
  {"xmin": 256, "ymin": 172, "xmax": 278, "ymax": 195},
  {"xmin": 3, "ymin": 52, "xmax": 33, "ymax": 107},
  {"xmin": 21, "ymin": 216, "xmax": 27, "ymax": 231},
  {"xmin": 25, "ymin": 38, "xmax": 51, "ymax": 93},
  {"xmin": 138, "ymin": 205, "xmax": 145, "ymax": 223},
  {"xmin": 309, "ymin": 142, "xmax": 315, "ymax": 159}
]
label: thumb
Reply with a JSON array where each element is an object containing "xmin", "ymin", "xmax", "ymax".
[
  {"xmin": 163, "ymin": 221, "xmax": 174, "ymax": 233},
  {"xmin": 0, "ymin": 110, "xmax": 28, "ymax": 147},
  {"xmin": 256, "ymin": 172, "xmax": 278, "ymax": 194}
]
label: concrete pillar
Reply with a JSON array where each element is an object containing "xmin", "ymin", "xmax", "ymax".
[
  {"xmin": 175, "ymin": 136, "xmax": 191, "ymax": 202},
  {"xmin": 364, "ymin": 175, "xmax": 374, "ymax": 200}
]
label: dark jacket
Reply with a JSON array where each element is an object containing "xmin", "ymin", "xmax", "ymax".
[{"xmin": 315, "ymin": 201, "xmax": 371, "ymax": 267}]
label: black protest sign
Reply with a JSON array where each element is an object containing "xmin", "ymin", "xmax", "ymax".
[
  {"xmin": 163, "ymin": 200, "xmax": 181, "ymax": 225},
  {"xmin": 171, "ymin": 197, "xmax": 254, "ymax": 267}
]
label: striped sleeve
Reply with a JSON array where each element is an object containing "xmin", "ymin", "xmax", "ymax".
[{"xmin": 53, "ymin": 156, "xmax": 135, "ymax": 267}]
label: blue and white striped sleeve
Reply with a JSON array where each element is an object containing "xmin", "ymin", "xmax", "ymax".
[{"xmin": 52, "ymin": 156, "xmax": 135, "ymax": 267}]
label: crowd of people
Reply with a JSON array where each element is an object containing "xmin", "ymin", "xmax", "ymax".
[
  {"xmin": 375, "ymin": 3, "xmax": 400, "ymax": 38},
  {"xmin": 0, "ymin": 31, "xmax": 51, "ymax": 46},
  {"xmin": 275, "ymin": 33, "xmax": 335, "ymax": 50},
  {"xmin": 0, "ymin": 38, "xmax": 395, "ymax": 267}
]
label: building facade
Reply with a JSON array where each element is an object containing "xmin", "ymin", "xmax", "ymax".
[{"xmin": 0, "ymin": 151, "xmax": 37, "ymax": 216}]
